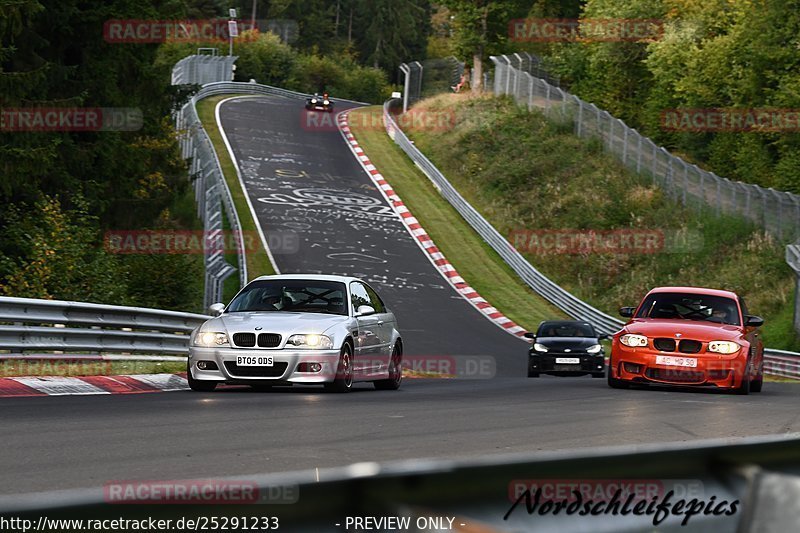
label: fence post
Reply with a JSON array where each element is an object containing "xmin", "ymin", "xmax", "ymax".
[
  {"xmin": 636, "ymin": 133, "xmax": 643, "ymax": 173},
  {"xmin": 651, "ymin": 143, "xmax": 657, "ymax": 184},
  {"xmin": 622, "ymin": 122, "xmax": 629, "ymax": 164},
  {"xmin": 682, "ymin": 163, "xmax": 688, "ymax": 206},
  {"xmin": 528, "ymin": 75, "xmax": 534, "ymax": 110},
  {"xmin": 575, "ymin": 97, "xmax": 583, "ymax": 137}
]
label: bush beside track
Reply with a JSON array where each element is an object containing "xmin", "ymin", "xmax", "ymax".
[
  {"xmin": 404, "ymin": 94, "xmax": 799, "ymax": 351},
  {"xmin": 346, "ymin": 107, "xmax": 564, "ymax": 333}
]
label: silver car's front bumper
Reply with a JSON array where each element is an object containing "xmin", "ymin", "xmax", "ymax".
[{"xmin": 189, "ymin": 347, "xmax": 341, "ymax": 383}]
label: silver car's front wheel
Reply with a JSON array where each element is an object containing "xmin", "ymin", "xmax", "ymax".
[{"xmin": 326, "ymin": 343, "xmax": 353, "ymax": 393}]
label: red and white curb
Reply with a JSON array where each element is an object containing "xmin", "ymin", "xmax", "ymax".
[
  {"xmin": 337, "ymin": 110, "xmax": 527, "ymax": 339},
  {"xmin": 0, "ymin": 373, "xmax": 189, "ymax": 398}
]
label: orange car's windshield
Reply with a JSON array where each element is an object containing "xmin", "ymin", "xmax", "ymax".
[{"xmin": 635, "ymin": 293, "xmax": 741, "ymax": 326}]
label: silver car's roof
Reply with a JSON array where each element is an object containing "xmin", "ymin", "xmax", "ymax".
[{"xmin": 248, "ymin": 274, "xmax": 363, "ymax": 285}]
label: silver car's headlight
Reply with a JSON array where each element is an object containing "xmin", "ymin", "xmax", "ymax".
[
  {"xmin": 193, "ymin": 331, "xmax": 229, "ymax": 347},
  {"xmin": 586, "ymin": 344, "xmax": 602, "ymax": 354},
  {"xmin": 286, "ymin": 334, "xmax": 333, "ymax": 349}
]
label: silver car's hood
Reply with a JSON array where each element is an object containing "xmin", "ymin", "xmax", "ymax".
[{"xmin": 206, "ymin": 311, "xmax": 349, "ymax": 336}]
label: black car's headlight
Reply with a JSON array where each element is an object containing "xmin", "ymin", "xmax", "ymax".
[
  {"xmin": 586, "ymin": 344, "xmax": 603, "ymax": 354},
  {"xmin": 323, "ymin": 99, "xmax": 330, "ymax": 105},
  {"xmin": 311, "ymin": 98, "xmax": 318, "ymax": 104},
  {"xmin": 532, "ymin": 343, "xmax": 549, "ymax": 353},
  {"xmin": 193, "ymin": 332, "xmax": 229, "ymax": 347}
]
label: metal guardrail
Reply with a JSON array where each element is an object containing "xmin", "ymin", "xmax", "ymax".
[
  {"xmin": 172, "ymin": 55, "xmax": 237, "ymax": 85},
  {"xmin": 0, "ymin": 297, "xmax": 209, "ymax": 358},
  {"xmin": 4, "ymin": 433, "xmax": 800, "ymax": 532},
  {"xmin": 382, "ymin": 99, "xmax": 800, "ymax": 377},
  {"xmin": 490, "ymin": 55, "xmax": 800, "ymax": 243},
  {"xmin": 172, "ymin": 65, "xmax": 371, "ymax": 308},
  {"xmin": 788, "ymin": 242, "xmax": 800, "ymax": 335},
  {"xmin": 383, "ymin": 99, "xmax": 622, "ymax": 336}
]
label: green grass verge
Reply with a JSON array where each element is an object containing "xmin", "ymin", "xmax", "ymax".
[
  {"xmin": 405, "ymin": 93, "xmax": 800, "ymax": 351},
  {"xmin": 347, "ymin": 107, "xmax": 564, "ymax": 333},
  {"xmin": 0, "ymin": 359, "xmax": 185, "ymax": 378},
  {"xmin": 196, "ymin": 95, "xmax": 276, "ymax": 302}
]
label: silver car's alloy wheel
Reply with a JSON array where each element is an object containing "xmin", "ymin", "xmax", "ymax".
[
  {"xmin": 375, "ymin": 343, "xmax": 402, "ymax": 390},
  {"xmin": 326, "ymin": 343, "xmax": 353, "ymax": 393}
]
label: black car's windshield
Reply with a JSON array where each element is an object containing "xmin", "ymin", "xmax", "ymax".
[
  {"xmin": 635, "ymin": 292, "xmax": 740, "ymax": 326},
  {"xmin": 226, "ymin": 280, "xmax": 347, "ymax": 316},
  {"xmin": 536, "ymin": 321, "xmax": 596, "ymax": 338}
]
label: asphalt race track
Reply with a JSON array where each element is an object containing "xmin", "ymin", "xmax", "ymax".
[
  {"xmin": 216, "ymin": 95, "xmax": 527, "ymax": 372},
  {"xmin": 1, "ymin": 95, "xmax": 799, "ymax": 497}
]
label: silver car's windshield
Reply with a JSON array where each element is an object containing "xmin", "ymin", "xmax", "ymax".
[{"xmin": 226, "ymin": 280, "xmax": 348, "ymax": 316}]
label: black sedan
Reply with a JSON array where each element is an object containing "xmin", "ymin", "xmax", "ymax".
[
  {"xmin": 525, "ymin": 321, "xmax": 607, "ymax": 378},
  {"xmin": 305, "ymin": 92, "xmax": 333, "ymax": 112}
]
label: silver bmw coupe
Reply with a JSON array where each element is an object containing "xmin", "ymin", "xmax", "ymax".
[{"xmin": 188, "ymin": 274, "xmax": 403, "ymax": 392}]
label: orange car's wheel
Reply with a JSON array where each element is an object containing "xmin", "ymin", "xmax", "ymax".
[
  {"xmin": 750, "ymin": 358, "xmax": 764, "ymax": 393},
  {"xmin": 734, "ymin": 358, "xmax": 752, "ymax": 395}
]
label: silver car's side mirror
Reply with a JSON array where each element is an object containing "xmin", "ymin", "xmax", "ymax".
[
  {"xmin": 208, "ymin": 303, "xmax": 225, "ymax": 317},
  {"xmin": 355, "ymin": 305, "xmax": 376, "ymax": 317}
]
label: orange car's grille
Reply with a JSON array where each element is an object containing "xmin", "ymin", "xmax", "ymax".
[
  {"xmin": 646, "ymin": 368, "xmax": 705, "ymax": 384},
  {"xmin": 653, "ymin": 338, "xmax": 676, "ymax": 351},
  {"xmin": 653, "ymin": 338, "xmax": 703, "ymax": 354},
  {"xmin": 678, "ymin": 339, "xmax": 702, "ymax": 354}
]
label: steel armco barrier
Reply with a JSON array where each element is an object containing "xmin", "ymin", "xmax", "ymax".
[
  {"xmin": 383, "ymin": 99, "xmax": 622, "ymax": 336},
  {"xmin": 172, "ymin": 61, "xmax": 370, "ymax": 308},
  {"xmin": 788, "ymin": 241, "xmax": 800, "ymax": 334},
  {"xmin": 382, "ymin": 99, "xmax": 800, "ymax": 378},
  {"xmin": 0, "ymin": 296, "xmax": 209, "ymax": 358},
  {"xmin": 171, "ymin": 55, "xmax": 237, "ymax": 85}
]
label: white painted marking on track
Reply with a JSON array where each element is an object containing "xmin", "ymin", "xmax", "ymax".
[
  {"xmin": 12, "ymin": 377, "xmax": 110, "ymax": 396},
  {"xmin": 128, "ymin": 373, "xmax": 189, "ymax": 391}
]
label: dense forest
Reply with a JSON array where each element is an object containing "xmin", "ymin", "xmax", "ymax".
[
  {"xmin": 535, "ymin": 0, "xmax": 800, "ymax": 194},
  {"xmin": 1, "ymin": 0, "xmax": 797, "ymax": 311}
]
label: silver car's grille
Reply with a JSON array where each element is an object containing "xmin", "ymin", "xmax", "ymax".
[
  {"xmin": 257, "ymin": 333, "xmax": 281, "ymax": 348},
  {"xmin": 231, "ymin": 332, "xmax": 281, "ymax": 348},
  {"xmin": 232, "ymin": 333, "xmax": 256, "ymax": 347}
]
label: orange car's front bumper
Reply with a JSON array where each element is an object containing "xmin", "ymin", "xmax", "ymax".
[{"xmin": 610, "ymin": 345, "xmax": 748, "ymax": 388}]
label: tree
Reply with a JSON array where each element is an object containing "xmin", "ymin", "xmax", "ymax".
[{"xmin": 441, "ymin": 0, "xmax": 528, "ymax": 92}]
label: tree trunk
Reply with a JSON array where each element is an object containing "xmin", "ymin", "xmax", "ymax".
[
  {"xmin": 348, "ymin": 7, "xmax": 353, "ymax": 44},
  {"xmin": 334, "ymin": 0, "xmax": 340, "ymax": 37},
  {"xmin": 471, "ymin": 3, "xmax": 489, "ymax": 93}
]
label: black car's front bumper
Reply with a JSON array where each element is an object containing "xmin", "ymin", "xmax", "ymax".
[{"xmin": 529, "ymin": 351, "xmax": 606, "ymax": 376}]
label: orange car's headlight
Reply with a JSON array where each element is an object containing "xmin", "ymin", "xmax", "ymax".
[
  {"xmin": 708, "ymin": 340, "xmax": 740, "ymax": 354},
  {"xmin": 620, "ymin": 334, "xmax": 648, "ymax": 347}
]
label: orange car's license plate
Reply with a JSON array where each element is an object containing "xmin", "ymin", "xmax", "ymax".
[{"xmin": 656, "ymin": 355, "xmax": 697, "ymax": 368}]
